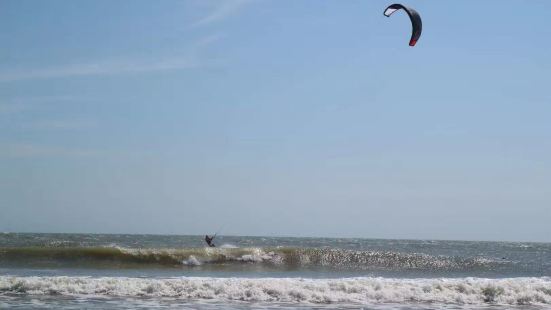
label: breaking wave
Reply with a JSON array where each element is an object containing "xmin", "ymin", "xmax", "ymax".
[
  {"xmin": 0, "ymin": 247, "xmax": 508, "ymax": 271},
  {"xmin": 1, "ymin": 276, "xmax": 550, "ymax": 305}
]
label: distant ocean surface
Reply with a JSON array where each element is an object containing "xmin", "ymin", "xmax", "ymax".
[{"xmin": 1, "ymin": 233, "xmax": 550, "ymax": 309}]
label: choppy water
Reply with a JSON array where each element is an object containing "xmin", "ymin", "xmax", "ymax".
[{"xmin": 1, "ymin": 233, "xmax": 550, "ymax": 309}]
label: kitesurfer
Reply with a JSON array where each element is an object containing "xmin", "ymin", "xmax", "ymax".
[{"xmin": 205, "ymin": 235, "xmax": 216, "ymax": 247}]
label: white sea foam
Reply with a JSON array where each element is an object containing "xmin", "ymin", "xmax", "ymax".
[
  {"xmin": 219, "ymin": 243, "xmax": 238, "ymax": 248},
  {"xmin": 1, "ymin": 276, "xmax": 550, "ymax": 305},
  {"xmin": 182, "ymin": 255, "xmax": 202, "ymax": 266}
]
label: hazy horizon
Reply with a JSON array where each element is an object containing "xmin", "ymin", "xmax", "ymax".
[{"xmin": 3, "ymin": 230, "xmax": 550, "ymax": 244}]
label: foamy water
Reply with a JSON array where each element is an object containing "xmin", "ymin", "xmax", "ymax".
[
  {"xmin": 1, "ymin": 233, "xmax": 550, "ymax": 309},
  {"xmin": 1, "ymin": 276, "xmax": 550, "ymax": 306}
]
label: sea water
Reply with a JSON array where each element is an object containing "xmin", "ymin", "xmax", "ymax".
[{"xmin": 1, "ymin": 233, "xmax": 550, "ymax": 309}]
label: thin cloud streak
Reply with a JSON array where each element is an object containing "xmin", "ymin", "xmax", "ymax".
[
  {"xmin": 0, "ymin": 143, "xmax": 103, "ymax": 158},
  {"xmin": 0, "ymin": 57, "xmax": 199, "ymax": 83},
  {"xmin": 19, "ymin": 120, "xmax": 96, "ymax": 130},
  {"xmin": 0, "ymin": 35, "xmax": 222, "ymax": 83},
  {"xmin": 0, "ymin": 96, "xmax": 88, "ymax": 115},
  {"xmin": 0, "ymin": 103, "xmax": 32, "ymax": 114},
  {"xmin": 192, "ymin": 0, "xmax": 253, "ymax": 27}
]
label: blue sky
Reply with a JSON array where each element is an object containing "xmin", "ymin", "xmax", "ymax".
[{"xmin": 1, "ymin": 0, "xmax": 550, "ymax": 242}]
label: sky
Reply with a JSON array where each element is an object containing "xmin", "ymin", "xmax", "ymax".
[{"xmin": 1, "ymin": 0, "xmax": 550, "ymax": 242}]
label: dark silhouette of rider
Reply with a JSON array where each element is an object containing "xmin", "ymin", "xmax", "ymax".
[{"xmin": 205, "ymin": 235, "xmax": 215, "ymax": 247}]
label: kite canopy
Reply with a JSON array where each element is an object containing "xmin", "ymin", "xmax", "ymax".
[{"xmin": 384, "ymin": 4, "xmax": 422, "ymax": 46}]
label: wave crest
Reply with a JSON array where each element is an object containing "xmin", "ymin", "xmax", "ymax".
[{"xmin": 0, "ymin": 246, "xmax": 507, "ymax": 271}]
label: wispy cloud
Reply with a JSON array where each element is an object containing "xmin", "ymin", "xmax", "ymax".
[
  {"xmin": 0, "ymin": 143, "xmax": 103, "ymax": 158},
  {"xmin": 19, "ymin": 120, "xmax": 96, "ymax": 130},
  {"xmin": 0, "ymin": 35, "xmax": 222, "ymax": 83},
  {"xmin": 0, "ymin": 103, "xmax": 31, "ymax": 114},
  {"xmin": 192, "ymin": 0, "xmax": 253, "ymax": 27},
  {"xmin": 0, "ymin": 96, "xmax": 85, "ymax": 114},
  {"xmin": 194, "ymin": 33, "xmax": 224, "ymax": 48},
  {"xmin": 0, "ymin": 57, "xmax": 199, "ymax": 83}
]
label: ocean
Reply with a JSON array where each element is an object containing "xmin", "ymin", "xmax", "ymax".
[{"xmin": 0, "ymin": 233, "xmax": 550, "ymax": 309}]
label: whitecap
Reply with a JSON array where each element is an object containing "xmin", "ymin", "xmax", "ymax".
[{"xmin": 1, "ymin": 276, "xmax": 550, "ymax": 306}]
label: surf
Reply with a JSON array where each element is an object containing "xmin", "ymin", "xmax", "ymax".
[{"xmin": 1, "ymin": 276, "xmax": 550, "ymax": 305}]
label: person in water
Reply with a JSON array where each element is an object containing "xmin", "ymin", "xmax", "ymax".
[{"xmin": 205, "ymin": 235, "xmax": 215, "ymax": 247}]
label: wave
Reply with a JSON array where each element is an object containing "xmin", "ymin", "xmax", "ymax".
[
  {"xmin": 0, "ymin": 246, "xmax": 508, "ymax": 270},
  {"xmin": 1, "ymin": 276, "xmax": 550, "ymax": 305}
]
